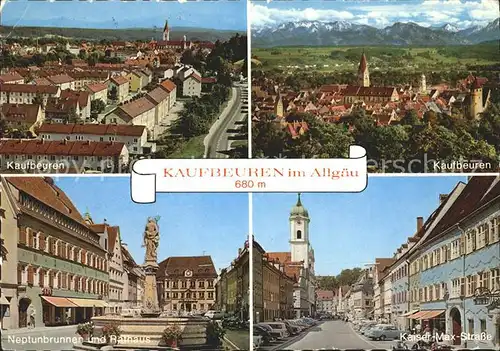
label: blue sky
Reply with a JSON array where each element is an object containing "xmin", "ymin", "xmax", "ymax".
[
  {"xmin": 1, "ymin": 0, "xmax": 247, "ymax": 31},
  {"xmin": 54, "ymin": 177, "xmax": 249, "ymax": 273},
  {"xmin": 253, "ymin": 176, "xmax": 467, "ymax": 276},
  {"xmin": 250, "ymin": 0, "xmax": 498, "ymax": 29}
]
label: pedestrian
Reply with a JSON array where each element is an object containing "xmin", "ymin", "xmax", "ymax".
[{"xmin": 29, "ymin": 308, "xmax": 36, "ymax": 329}]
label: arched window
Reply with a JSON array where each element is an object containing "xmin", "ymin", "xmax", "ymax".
[{"xmin": 297, "ymin": 230, "xmax": 302, "ymax": 239}]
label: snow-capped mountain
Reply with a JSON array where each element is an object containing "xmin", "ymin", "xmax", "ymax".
[
  {"xmin": 439, "ymin": 23, "xmax": 460, "ymax": 32},
  {"xmin": 252, "ymin": 18, "xmax": 499, "ymax": 47}
]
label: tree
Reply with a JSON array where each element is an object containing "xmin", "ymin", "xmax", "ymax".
[
  {"xmin": 400, "ymin": 110, "xmax": 421, "ymax": 126},
  {"xmin": 108, "ymin": 86, "xmax": 118, "ymax": 102},
  {"xmin": 252, "ymin": 114, "xmax": 287, "ymax": 158},
  {"xmin": 91, "ymin": 99, "xmax": 106, "ymax": 118},
  {"xmin": 67, "ymin": 107, "xmax": 82, "ymax": 124}
]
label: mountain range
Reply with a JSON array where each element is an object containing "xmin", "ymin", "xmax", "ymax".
[{"xmin": 252, "ymin": 18, "xmax": 499, "ymax": 47}]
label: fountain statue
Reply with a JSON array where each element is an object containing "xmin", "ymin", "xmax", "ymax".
[
  {"xmin": 141, "ymin": 217, "xmax": 161, "ymax": 317},
  {"xmin": 87, "ymin": 217, "xmax": 209, "ymax": 349}
]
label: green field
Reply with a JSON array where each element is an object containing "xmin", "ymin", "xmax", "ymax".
[{"xmin": 252, "ymin": 43, "xmax": 500, "ymax": 73}]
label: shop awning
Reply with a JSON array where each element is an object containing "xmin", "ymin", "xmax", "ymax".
[
  {"xmin": 401, "ymin": 310, "xmax": 419, "ymax": 317},
  {"xmin": 0, "ymin": 295, "xmax": 10, "ymax": 305},
  {"xmin": 418, "ymin": 310, "xmax": 445, "ymax": 320},
  {"xmin": 407, "ymin": 310, "xmax": 426, "ymax": 319},
  {"xmin": 67, "ymin": 298, "xmax": 107, "ymax": 308},
  {"xmin": 41, "ymin": 296, "xmax": 78, "ymax": 308}
]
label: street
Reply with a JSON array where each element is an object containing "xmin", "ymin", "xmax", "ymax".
[
  {"xmin": 273, "ymin": 320, "xmax": 396, "ymax": 350},
  {"xmin": 204, "ymin": 83, "xmax": 246, "ymax": 159},
  {"xmin": 1, "ymin": 325, "xmax": 78, "ymax": 351}
]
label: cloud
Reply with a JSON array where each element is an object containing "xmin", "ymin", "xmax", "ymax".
[
  {"xmin": 249, "ymin": 3, "xmax": 354, "ymax": 27},
  {"xmin": 250, "ymin": 0, "xmax": 498, "ymax": 29}
]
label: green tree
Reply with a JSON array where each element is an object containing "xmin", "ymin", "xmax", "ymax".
[
  {"xmin": 91, "ymin": 99, "xmax": 106, "ymax": 118},
  {"xmin": 108, "ymin": 86, "xmax": 118, "ymax": 102}
]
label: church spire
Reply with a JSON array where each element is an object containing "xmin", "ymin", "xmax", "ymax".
[
  {"xmin": 297, "ymin": 193, "xmax": 302, "ymax": 206},
  {"xmin": 357, "ymin": 50, "xmax": 370, "ymax": 87}
]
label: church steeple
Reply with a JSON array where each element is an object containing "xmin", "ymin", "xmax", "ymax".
[
  {"xmin": 289, "ymin": 193, "xmax": 311, "ymax": 267},
  {"xmin": 163, "ymin": 20, "xmax": 170, "ymax": 41},
  {"xmin": 358, "ymin": 50, "xmax": 370, "ymax": 87}
]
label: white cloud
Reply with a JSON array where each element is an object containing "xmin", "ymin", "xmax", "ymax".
[
  {"xmin": 250, "ymin": 0, "xmax": 498, "ymax": 29},
  {"xmin": 249, "ymin": 3, "xmax": 354, "ymax": 27}
]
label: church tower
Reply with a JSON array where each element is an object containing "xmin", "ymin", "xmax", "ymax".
[
  {"xmin": 274, "ymin": 93, "xmax": 284, "ymax": 118},
  {"xmin": 420, "ymin": 74, "xmax": 427, "ymax": 94},
  {"xmin": 290, "ymin": 193, "xmax": 311, "ymax": 268},
  {"xmin": 163, "ymin": 20, "xmax": 170, "ymax": 41},
  {"xmin": 357, "ymin": 51, "xmax": 370, "ymax": 87},
  {"xmin": 470, "ymin": 77, "xmax": 483, "ymax": 119}
]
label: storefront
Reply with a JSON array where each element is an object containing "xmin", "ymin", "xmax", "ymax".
[
  {"xmin": 41, "ymin": 296, "xmax": 106, "ymax": 326},
  {"xmin": 408, "ymin": 310, "xmax": 445, "ymax": 333}
]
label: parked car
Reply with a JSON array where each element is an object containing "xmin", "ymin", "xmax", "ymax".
[
  {"xmin": 204, "ymin": 310, "xmax": 225, "ymax": 320},
  {"xmin": 367, "ymin": 325, "xmax": 405, "ymax": 341},
  {"xmin": 254, "ymin": 325, "xmax": 275, "ymax": 345},
  {"xmin": 360, "ymin": 323, "xmax": 378, "ymax": 335},
  {"xmin": 287, "ymin": 319, "xmax": 306, "ymax": 332},
  {"xmin": 283, "ymin": 320, "xmax": 300, "ymax": 335},
  {"xmin": 293, "ymin": 319, "xmax": 310, "ymax": 330},
  {"xmin": 256, "ymin": 323, "xmax": 284, "ymax": 340},
  {"xmin": 265, "ymin": 322, "xmax": 290, "ymax": 339}
]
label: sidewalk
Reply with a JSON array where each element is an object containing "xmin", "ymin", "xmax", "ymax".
[{"xmin": 1, "ymin": 324, "xmax": 76, "ymax": 336}]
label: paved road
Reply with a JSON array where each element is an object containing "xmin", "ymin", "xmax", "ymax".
[
  {"xmin": 205, "ymin": 85, "xmax": 245, "ymax": 159},
  {"xmin": 284, "ymin": 321, "xmax": 395, "ymax": 350},
  {"xmin": 1, "ymin": 325, "xmax": 78, "ymax": 351}
]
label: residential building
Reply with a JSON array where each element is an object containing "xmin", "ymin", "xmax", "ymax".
[
  {"xmin": 86, "ymin": 83, "xmax": 108, "ymax": 105},
  {"xmin": 105, "ymin": 225, "xmax": 125, "ymax": 314},
  {"xmin": 182, "ymin": 73, "xmax": 202, "ymax": 97},
  {"xmin": 159, "ymin": 79, "xmax": 177, "ymax": 109},
  {"xmin": 0, "ymin": 72, "xmax": 24, "ymax": 84},
  {"xmin": 350, "ymin": 268, "xmax": 374, "ymax": 319},
  {"xmin": 37, "ymin": 123, "xmax": 155, "ymax": 156},
  {"xmin": 0, "ymin": 139, "xmax": 129, "ymax": 173},
  {"xmin": 0, "ymin": 104, "xmax": 44, "ymax": 133},
  {"xmin": 216, "ymin": 241, "xmax": 250, "ymax": 319},
  {"xmin": 46, "ymin": 74, "xmax": 75, "ymax": 90},
  {"xmin": 316, "ymin": 290, "xmax": 337, "ymax": 315},
  {"xmin": 372, "ymin": 258, "xmax": 395, "ymax": 322},
  {"xmin": 336, "ymin": 285, "xmax": 350, "ymax": 317},
  {"xmin": 0, "ymin": 177, "xmax": 109, "ymax": 330},
  {"xmin": 157, "ymin": 256, "xmax": 217, "ymax": 315},
  {"xmin": 408, "ymin": 177, "xmax": 500, "ymax": 348},
  {"xmin": 60, "ymin": 90, "xmax": 91, "ymax": 121},
  {"xmin": 0, "ymin": 84, "xmax": 61, "ymax": 105},
  {"xmin": 253, "ymin": 240, "xmax": 265, "ymax": 323},
  {"xmin": 146, "ymin": 87, "xmax": 170, "ymax": 124},
  {"xmin": 108, "ymin": 76, "xmax": 129, "ymax": 102},
  {"xmin": 105, "ymin": 97, "xmax": 156, "ymax": 135},
  {"xmin": 126, "ymin": 71, "xmax": 145, "ymax": 93}
]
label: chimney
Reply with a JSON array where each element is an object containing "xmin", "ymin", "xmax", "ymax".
[
  {"xmin": 238, "ymin": 248, "xmax": 241, "ymax": 256},
  {"xmin": 439, "ymin": 194, "xmax": 449, "ymax": 204},
  {"xmin": 417, "ymin": 217, "xmax": 424, "ymax": 232}
]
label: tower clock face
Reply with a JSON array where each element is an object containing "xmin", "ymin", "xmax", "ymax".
[{"xmin": 297, "ymin": 220, "xmax": 302, "ymax": 225}]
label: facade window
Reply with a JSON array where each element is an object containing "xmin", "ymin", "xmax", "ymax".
[
  {"xmin": 208, "ymin": 292, "xmax": 213, "ymax": 299},
  {"xmin": 190, "ymin": 281, "xmax": 195, "ymax": 288},
  {"xmin": 297, "ymin": 230, "xmax": 302, "ymax": 239},
  {"xmin": 199, "ymin": 281, "xmax": 204, "ymax": 288},
  {"xmin": 208, "ymin": 280, "xmax": 213, "ymax": 288},
  {"xmin": 467, "ymin": 275, "xmax": 477, "ymax": 296},
  {"xmin": 27, "ymin": 266, "xmax": 34, "ymax": 285},
  {"xmin": 468, "ymin": 319, "xmax": 474, "ymax": 335},
  {"xmin": 491, "ymin": 268, "xmax": 500, "ymax": 291},
  {"xmin": 181, "ymin": 280, "xmax": 187, "ymax": 289},
  {"xmin": 39, "ymin": 269, "xmax": 45, "ymax": 287},
  {"xmin": 480, "ymin": 319, "xmax": 487, "ymax": 334}
]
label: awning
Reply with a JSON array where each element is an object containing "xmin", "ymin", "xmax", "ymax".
[
  {"xmin": 41, "ymin": 296, "xmax": 78, "ymax": 308},
  {"xmin": 419, "ymin": 310, "xmax": 445, "ymax": 320},
  {"xmin": 407, "ymin": 311, "xmax": 426, "ymax": 319},
  {"xmin": 401, "ymin": 310, "xmax": 419, "ymax": 317},
  {"xmin": 67, "ymin": 298, "xmax": 107, "ymax": 308},
  {"xmin": 0, "ymin": 295, "xmax": 10, "ymax": 305}
]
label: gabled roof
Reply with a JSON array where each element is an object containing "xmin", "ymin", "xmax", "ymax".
[
  {"xmin": 110, "ymin": 75, "xmax": 128, "ymax": 86},
  {"xmin": 107, "ymin": 226, "xmax": 120, "ymax": 254},
  {"xmin": 6, "ymin": 177, "xmax": 87, "ymax": 226},
  {"xmin": 160, "ymin": 79, "xmax": 176, "ymax": 93},
  {"xmin": 0, "ymin": 103, "xmax": 41, "ymax": 124},
  {"xmin": 157, "ymin": 256, "xmax": 217, "ymax": 279}
]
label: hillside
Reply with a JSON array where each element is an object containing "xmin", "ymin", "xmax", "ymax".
[
  {"xmin": 252, "ymin": 18, "xmax": 499, "ymax": 47},
  {"xmin": 0, "ymin": 25, "xmax": 245, "ymax": 42}
]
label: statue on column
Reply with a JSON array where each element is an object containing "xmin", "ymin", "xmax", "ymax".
[{"xmin": 143, "ymin": 217, "xmax": 159, "ymax": 263}]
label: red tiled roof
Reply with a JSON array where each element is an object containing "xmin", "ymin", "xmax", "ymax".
[
  {"xmin": 0, "ymin": 104, "xmax": 41, "ymax": 124},
  {"xmin": 110, "ymin": 75, "xmax": 128, "ymax": 86},
  {"xmin": 38, "ymin": 123, "xmax": 144, "ymax": 137},
  {"xmin": 0, "ymin": 72, "xmax": 24, "ymax": 83},
  {"xmin": 160, "ymin": 79, "xmax": 176, "ymax": 93},
  {"xmin": 0, "ymin": 139, "xmax": 126, "ymax": 157},
  {"xmin": 201, "ymin": 77, "xmax": 217, "ymax": 84},
  {"xmin": 107, "ymin": 226, "xmax": 120, "ymax": 253},
  {"xmin": 47, "ymin": 74, "xmax": 74, "ymax": 84},
  {"xmin": 116, "ymin": 97, "xmax": 155, "ymax": 120},
  {"xmin": 157, "ymin": 256, "xmax": 217, "ymax": 279},
  {"xmin": 6, "ymin": 177, "xmax": 87, "ymax": 226},
  {"xmin": 0, "ymin": 84, "xmax": 59, "ymax": 94},
  {"xmin": 60, "ymin": 89, "xmax": 91, "ymax": 108},
  {"xmin": 146, "ymin": 86, "xmax": 169, "ymax": 105},
  {"xmin": 86, "ymin": 82, "xmax": 108, "ymax": 93},
  {"xmin": 188, "ymin": 73, "xmax": 201, "ymax": 82},
  {"xmin": 316, "ymin": 290, "xmax": 335, "ymax": 300}
]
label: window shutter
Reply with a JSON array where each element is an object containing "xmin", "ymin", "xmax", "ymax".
[{"xmin": 19, "ymin": 226, "xmax": 27, "ymax": 245}]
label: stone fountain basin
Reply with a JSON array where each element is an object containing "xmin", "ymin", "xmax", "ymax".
[{"xmin": 91, "ymin": 315, "xmax": 209, "ymax": 347}]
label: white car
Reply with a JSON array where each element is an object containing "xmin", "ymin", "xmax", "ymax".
[{"xmin": 204, "ymin": 310, "xmax": 224, "ymax": 320}]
